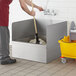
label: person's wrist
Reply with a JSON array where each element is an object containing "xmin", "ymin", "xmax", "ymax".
[
  {"xmin": 29, "ymin": 11, "xmax": 34, "ymax": 16},
  {"xmin": 34, "ymin": 5, "xmax": 39, "ymax": 9},
  {"xmin": 37, "ymin": 6, "xmax": 39, "ymax": 9},
  {"xmin": 28, "ymin": 11, "xmax": 32, "ymax": 15}
]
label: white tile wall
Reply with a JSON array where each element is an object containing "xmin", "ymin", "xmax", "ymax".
[
  {"xmin": 9, "ymin": 0, "xmax": 76, "ymax": 44},
  {"xmin": 9, "ymin": 0, "xmax": 76, "ymax": 24}
]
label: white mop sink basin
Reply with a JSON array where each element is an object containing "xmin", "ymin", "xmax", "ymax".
[{"xmin": 12, "ymin": 19, "xmax": 67, "ymax": 63}]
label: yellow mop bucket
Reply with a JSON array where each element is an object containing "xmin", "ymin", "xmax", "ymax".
[{"xmin": 58, "ymin": 36, "xmax": 76, "ymax": 63}]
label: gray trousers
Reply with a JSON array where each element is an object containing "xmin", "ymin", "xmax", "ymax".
[{"xmin": 0, "ymin": 26, "xmax": 9, "ymax": 59}]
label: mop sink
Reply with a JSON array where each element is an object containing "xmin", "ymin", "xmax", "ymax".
[{"xmin": 12, "ymin": 19, "xmax": 67, "ymax": 63}]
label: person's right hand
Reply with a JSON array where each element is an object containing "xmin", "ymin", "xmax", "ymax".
[{"xmin": 30, "ymin": 10, "xmax": 35, "ymax": 16}]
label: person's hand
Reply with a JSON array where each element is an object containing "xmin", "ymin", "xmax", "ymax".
[
  {"xmin": 30, "ymin": 10, "xmax": 35, "ymax": 16},
  {"xmin": 37, "ymin": 7, "xmax": 44, "ymax": 11}
]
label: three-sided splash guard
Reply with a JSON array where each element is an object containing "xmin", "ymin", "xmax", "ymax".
[{"xmin": 12, "ymin": 19, "xmax": 67, "ymax": 63}]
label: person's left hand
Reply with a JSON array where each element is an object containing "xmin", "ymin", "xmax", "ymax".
[{"xmin": 37, "ymin": 7, "xmax": 44, "ymax": 11}]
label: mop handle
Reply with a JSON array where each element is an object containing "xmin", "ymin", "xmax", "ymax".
[{"xmin": 31, "ymin": 0, "xmax": 38, "ymax": 34}]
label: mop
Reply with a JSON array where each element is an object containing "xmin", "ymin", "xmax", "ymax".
[{"xmin": 29, "ymin": 0, "xmax": 46, "ymax": 45}]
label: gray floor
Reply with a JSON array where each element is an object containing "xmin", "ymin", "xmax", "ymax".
[{"xmin": 0, "ymin": 46, "xmax": 76, "ymax": 76}]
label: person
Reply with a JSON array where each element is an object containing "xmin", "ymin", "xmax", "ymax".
[
  {"xmin": 19, "ymin": 0, "xmax": 43, "ymax": 16},
  {"xmin": 0, "ymin": 0, "xmax": 43, "ymax": 65}
]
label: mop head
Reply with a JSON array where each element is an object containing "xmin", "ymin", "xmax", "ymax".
[{"xmin": 29, "ymin": 38, "xmax": 46, "ymax": 45}]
